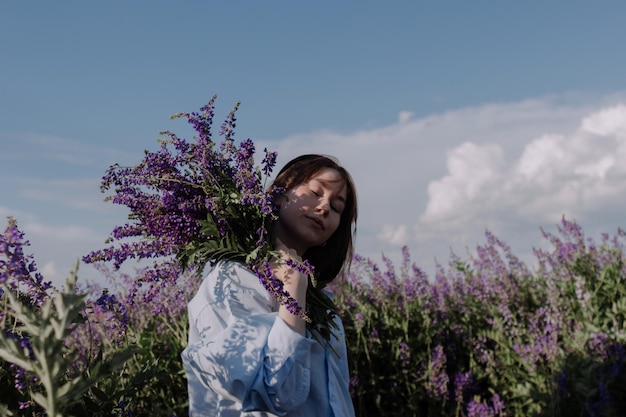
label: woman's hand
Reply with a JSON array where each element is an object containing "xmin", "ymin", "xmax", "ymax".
[{"xmin": 273, "ymin": 238, "xmax": 308, "ymax": 336}]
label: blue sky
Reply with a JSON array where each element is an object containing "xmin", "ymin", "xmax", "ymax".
[{"xmin": 2, "ymin": 1, "xmax": 626, "ymax": 286}]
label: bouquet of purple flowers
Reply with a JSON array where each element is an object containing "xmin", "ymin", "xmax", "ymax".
[{"xmin": 84, "ymin": 96, "xmax": 337, "ymax": 339}]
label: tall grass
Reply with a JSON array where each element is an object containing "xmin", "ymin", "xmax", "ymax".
[{"xmin": 1, "ymin": 217, "xmax": 625, "ymax": 416}]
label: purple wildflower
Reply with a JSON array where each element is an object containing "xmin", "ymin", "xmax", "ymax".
[
  {"xmin": 398, "ymin": 341, "xmax": 411, "ymax": 369},
  {"xmin": 354, "ymin": 312, "xmax": 365, "ymax": 329},
  {"xmin": 466, "ymin": 393, "xmax": 507, "ymax": 417},
  {"xmin": 0, "ymin": 218, "xmax": 53, "ymax": 306},
  {"xmin": 453, "ymin": 372, "xmax": 473, "ymax": 403},
  {"xmin": 82, "ymin": 97, "xmax": 334, "ymax": 327},
  {"xmin": 349, "ymin": 373, "xmax": 359, "ymax": 397},
  {"xmin": 261, "ymin": 148, "xmax": 278, "ymax": 177},
  {"xmin": 424, "ymin": 344, "xmax": 449, "ymax": 399}
]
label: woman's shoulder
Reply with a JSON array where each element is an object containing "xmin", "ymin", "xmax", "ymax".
[
  {"xmin": 187, "ymin": 260, "xmax": 276, "ymax": 338},
  {"xmin": 204, "ymin": 260, "xmax": 270, "ymax": 301},
  {"xmin": 189, "ymin": 259, "xmax": 274, "ymax": 317},
  {"xmin": 208, "ymin": 260, "xmax": 258, "ymax": 285}
]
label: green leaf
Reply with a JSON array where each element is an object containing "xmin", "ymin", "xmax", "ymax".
[{"xmin": 0, "ymin": 403, "xmax": 14, "ymax": 417}]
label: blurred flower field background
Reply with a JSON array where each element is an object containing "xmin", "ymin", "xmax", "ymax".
[{"xmin": 2, "ymin": 216, "xmax": 625, "ymax": 417}]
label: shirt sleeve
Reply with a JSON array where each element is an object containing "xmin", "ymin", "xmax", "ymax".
[
  {"xmin": 327, "ymin": 317, "xmax": 357, "ymax": 417},
  {"xmin": 181, "ymin": 261, "xmax": 316, "ymax": 415}
]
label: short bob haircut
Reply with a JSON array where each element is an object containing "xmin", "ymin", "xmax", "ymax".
[{"xmin": 272, "ymin": 154, "xmax": 358, "ymax": 285}]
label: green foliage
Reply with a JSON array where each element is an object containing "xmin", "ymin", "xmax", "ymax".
[
  {"xmin": 0, "ymin": 261, "xmax": 135, "ymax": 417},
  {"xmin": 62, "ymin": 267, "xmax": 200, "ymax": 417},
  {"xmin": 111, "ymin": 316, "xmax": 189, "ymax": 416},
  {"xmin": 3, "ymin": 217, "xmax": 626, "ymax": 416},
  {"xmin": 333, "ymin": 225, "xmax": 626, "ymax": 417}
]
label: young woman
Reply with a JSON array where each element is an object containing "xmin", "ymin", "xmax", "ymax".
[{"xmin": 182, "ymin": 154, "xmax": 358, "ymax": 417}]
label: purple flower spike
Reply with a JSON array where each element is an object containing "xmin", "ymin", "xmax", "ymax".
[{"xmin": 82, "ymin": 96, "xmax": 335, "ymax": 338}]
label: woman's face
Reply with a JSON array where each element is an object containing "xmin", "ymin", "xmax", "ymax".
[{"xmin": 274, "ymin": 167, "xmax": 347, "ymax": 256}]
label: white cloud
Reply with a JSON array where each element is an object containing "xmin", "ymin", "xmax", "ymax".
[
  {"xmin": 14, "ymin": 220, "xmax": 109, "ymax": 285},
  {"xmin": 421, "ymin": 142, "xmax": 505, "ymax": 224},
  {"xmin": 272, "ymin": 92, "xmax": 626, "ymax": 273},
  {"xmin": 398, "ymin": 111, "xmax": 414, "ymax": 124},
  {"xmin": 515, "ymin": 134, "xmax": 566, "ymax": 184},
  {"xmin": 412, "ymin": 100, "xmax": 626, "ymax": 271},
  {"xmin": 581, "ymin": 104, "xmax": 626, "ymax": 137},
  {"xmin": 378, "ymin": 224, "xmax": 409, "ymax": 246},
  {"xmin": 24, "ymin": 221, "xmax": 98, "ymax": 243},
  {"xmin": 40, "ymin": 261, "xmax": 59, "ymax": 280}
]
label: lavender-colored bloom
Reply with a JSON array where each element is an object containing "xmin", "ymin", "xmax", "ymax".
[
  {"xmin": 398, "ymin": 341, "xmax": 411, "ymax": 369},
  {"xmin": 0, "ymin": 219, "xmax": 60, "ymax": 411},
  {"xmin": 368, "ymin": 329, "xmax": 380, "ymax": 345},
  {"xmin": 261, "ymin": 148, "xmax": 278, "ymax": 177},
  {"xmin": 354, "ymin": 312, "xmax": 365, "ymax": 329},
  {"xmin": 586, "ymin": 333, "xmax": 609, "ymax": 359},
  {"xmin": 332, "ymin": 219, "xmax": 626, "ymax": 416},
  {"xmin": 491, "ymin": 394, "xmax": 506, "ymax": 415},
  {"xmin": 466, "ymin": 393, "xmax": 506, "ymax": 417},
  {"xmin": 453, "ymin": 372, "xmax": 473, "ymax": 403},
  {"xmin": 349, "ymin": 373, "xmax": 359, "ymax": 397},
  {"xmin": 251, "ymin": 260, "xmax": 307, "ymax": 321},
  {"xmin": 96, "ymin": 288, "xmax": 130, "ymax": 326},
  {"xmin": 424, "ymin": 344, "xmax": 449, "ymax": 399},
  {"xmin": 0, "ymin": 219, "xmax": 52, "ymax": 306},
  {"xmin": 81, "ymin": 97, "xmax": 330, "ymax": 328},
  {"xmin": 218, "ymin": 101, "xmax": 239, "ymax": 140},
  {"xmin": 467, "ymin": 399, "xmax": 492, "ymax": 417}
]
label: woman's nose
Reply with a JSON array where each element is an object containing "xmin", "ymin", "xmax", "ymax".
[{"xmin": 315, "ymin": 199, "xmax": 330, "ymax": 215}]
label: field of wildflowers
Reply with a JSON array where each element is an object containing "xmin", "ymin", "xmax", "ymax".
[
  {"xmin": 2, "ymin": 98, "xmax": 624, "ymax": 416},
  {"xmin": 333, "ymin": 220, "xmax": 626, "ymax": 416},
  {"xmin": 2, "ymin": 217, "xmax": 625, "ymax": 416}
]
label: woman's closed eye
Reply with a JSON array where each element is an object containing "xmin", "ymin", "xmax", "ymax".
[
  {"xmin": 331, "ymin": 203, "xmax": 344, "ymax": 213},
  {"xmin": 310, "ymin": 188, "xmax": 343, "ymax": 213}
]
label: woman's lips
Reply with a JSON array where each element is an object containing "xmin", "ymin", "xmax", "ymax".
[{"xmin": 306, "ymin": 216, "xmax": 324, "ymax": 230}]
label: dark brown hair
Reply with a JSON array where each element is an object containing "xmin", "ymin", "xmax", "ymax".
[{"xmin": 272, "ymin": 154, "xmax": 358, "ymax": 285}]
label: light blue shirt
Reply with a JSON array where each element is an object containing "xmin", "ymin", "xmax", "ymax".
[{"xmin": 181, "ymin": 261, "xmax": 356, "ymax": 417}]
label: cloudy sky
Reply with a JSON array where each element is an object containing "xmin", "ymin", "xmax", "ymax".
[{"xmin": 2, "ymin": 2, "xmax": 626, "ymax": 287}]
